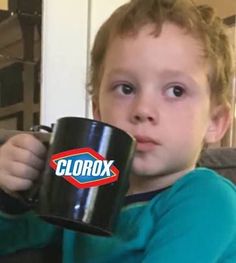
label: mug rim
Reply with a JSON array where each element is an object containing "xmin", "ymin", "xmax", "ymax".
[{"xmin": 57, "ymin": 116, "xmax": 135, "ymax": 142}]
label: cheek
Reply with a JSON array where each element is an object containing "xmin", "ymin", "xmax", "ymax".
[
  {"xmin": 98, "ymin": 101, "xmax": 123, "ymax": 125},
  {"xmin": 165, "ymin": 105, "xmax": 210, "ymax": 140},
  {"xmin": 98, "ymin": 91, "xmax": 128, "ymax": 123},
  {"xmin": 99, "ymin": 107, "xmax": 130, "ymax": 133}
]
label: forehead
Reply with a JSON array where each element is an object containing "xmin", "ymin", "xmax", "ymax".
[{"xmin": 104, "ymin": 23, "xmax": 208, "ymax": 74}]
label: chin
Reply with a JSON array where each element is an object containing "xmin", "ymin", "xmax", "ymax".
[
  {"xmin": 132, "ymin": 152, "xmax": 162, "ymax": 173},
  {"xmin": 131, "ymin": 161, "xmax": 159, "ymax": 177}
]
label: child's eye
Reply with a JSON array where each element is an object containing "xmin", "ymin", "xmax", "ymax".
[
  {"xmin": 115, "ymin": 83, "xmax": 134, "ymax": 95},
  {"xmin": 166, "ymin": 85, "xmax": 185, "ymax": 98}
]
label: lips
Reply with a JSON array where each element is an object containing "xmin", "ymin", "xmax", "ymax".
[{"xmin": 134, "ymin": 135, "xmax": 159, "ymax": 152}]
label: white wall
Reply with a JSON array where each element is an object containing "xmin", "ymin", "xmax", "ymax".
[
  {"xmin": 90, "ymin": 0, "xmax": 128, "ymax": 43},
  {"xmin": 41, "ymin": 0, "xmax": 89, "ymax": 126},
  {"xmin": 41, "ymin": 0, "xmax": 128, "ymax": 125}
]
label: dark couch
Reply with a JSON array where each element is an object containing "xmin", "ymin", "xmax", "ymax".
[
  {"xmin": 1, "ymin": 147, "xmax": 236, "ymax": 262},
  {"xmin": 198, "ymin": 147, "xmax": 236, "ymax": 184}
]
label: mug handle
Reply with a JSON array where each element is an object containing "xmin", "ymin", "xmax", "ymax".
[
  {"xmin": 0, "ymin": 128, "xmax": 51, "ymax": 145},
  {"xmin": 0, "ymin": 125, "xmax": 52, "ymax": 214}
]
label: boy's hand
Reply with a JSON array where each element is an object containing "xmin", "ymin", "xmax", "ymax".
[{"xmin": 0, "ymin": 134, "xmax": 47, "ymax": 193}]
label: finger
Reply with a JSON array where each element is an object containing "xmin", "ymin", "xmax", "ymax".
[
  {"xmin": 5, "ymin": 146, "xmax": 45, "ymax": 171},
  {"xmin": 0, "ymin": 172, "xmax": 33, "ymax": 192},
  {"xmin": 9, "ymin": 134, "xmax": 47, "ymax": 159},
  {"xmin": 7, "ymin": 161, "xmax": 40, "ymax": 180}
]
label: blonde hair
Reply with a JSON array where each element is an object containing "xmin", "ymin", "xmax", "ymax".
[{"xmin": 88, "ymin": 0, "xmax": 234, "ymax": 107}]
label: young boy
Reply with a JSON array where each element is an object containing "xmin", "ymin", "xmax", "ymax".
[{"xmin": 0, "ymin": 0, "xmax": 236, "ymax": 262}]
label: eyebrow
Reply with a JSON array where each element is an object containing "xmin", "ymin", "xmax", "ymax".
[
  {"xmin": 107, "ymin": 68, "xmax": 197, "ymax": 76},
  {"xmin": 158, "ymin": 69, "xmax": 195, "ymax": 78},
  {"xmin": 158, "ymin": 69, "xmax": 204, "ymax": 87},
  {"xmin": 106, "ymin": 68, "xmax": 135, "ymax": 77},
  {"xmin": 105, "ymin": 68, "xmax": 138, "ymax": 83},
  {"xmin": 106, "ymin": 68, "xmax": 200, "ymax": 84}
]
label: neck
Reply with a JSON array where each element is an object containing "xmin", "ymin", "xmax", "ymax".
[{"xmin": 127, "ymin": 167, "xmax": 195, "ymax": 195}]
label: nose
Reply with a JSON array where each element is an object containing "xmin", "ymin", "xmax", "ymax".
[{"xmin": 130, "ymin": 93, "xmax": 158, "ymax": 125}]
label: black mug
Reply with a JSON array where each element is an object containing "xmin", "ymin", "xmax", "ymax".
[{"xmin": 0, "ymin": 117, "xmax": 136, "ymax": 236}]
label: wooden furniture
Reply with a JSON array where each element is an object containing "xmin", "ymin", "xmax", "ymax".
[{"xmin": 0, "ymin": 0, "xmax": 41, "ymax": 131}]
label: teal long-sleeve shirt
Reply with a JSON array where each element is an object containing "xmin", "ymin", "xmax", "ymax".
[{"xmin": 1, "ymin": 168, "xmax": 236, "ymax": 262}]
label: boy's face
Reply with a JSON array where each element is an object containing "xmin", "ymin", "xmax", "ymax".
[{"xmin": 93, "ymin": 23, "xmax": 228, "ymax": 179}]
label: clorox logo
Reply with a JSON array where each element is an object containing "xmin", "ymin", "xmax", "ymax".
[{"xmin": 49, "ymin": 148, "xmax": 119, "ymax": 188}]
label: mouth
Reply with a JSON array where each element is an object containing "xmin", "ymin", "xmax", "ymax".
[{"xmin": 134, "ymin": 135, "xmax": 159, "ymax": 152}]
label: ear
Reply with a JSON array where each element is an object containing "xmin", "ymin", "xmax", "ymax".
[
  {"xmin": 204, "ymin": 105, "xmax": 231, "ymax": 144},
  {"xmin": 92, "ymin": 100, "xmax": 101, "ymax": 121}
]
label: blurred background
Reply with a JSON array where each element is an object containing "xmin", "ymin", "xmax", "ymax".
[{"xmin": 0, "ymin": 0, "xmax": 41, "ymax": 131}]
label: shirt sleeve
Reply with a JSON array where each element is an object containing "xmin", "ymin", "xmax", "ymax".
[
  {"xmin": 142, "ymin": 170, "xmax": 236, "ymax": 263},
  {"xmin": 0, "ymin": 210, "xmax": 60, "ymax": 255}
]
